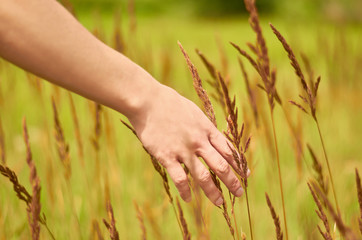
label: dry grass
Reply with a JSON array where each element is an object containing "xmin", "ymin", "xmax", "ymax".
[{"xmin": 0, "ymin": 1, "xmax": 361, "ymax": 239}]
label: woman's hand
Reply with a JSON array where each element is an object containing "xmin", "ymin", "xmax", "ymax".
[
  {"xmin": 128, "ymin": 84, "xmax": 244, "ymax": 206},
  {"xmin": 0, "ymin": 0, "xmax": 246, "ymax": 206}
]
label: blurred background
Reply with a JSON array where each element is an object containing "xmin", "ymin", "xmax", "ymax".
[
  {"xmin": 0, "ymin": 0, "xmax": 361, "ymax": 239},
  {"xmin": 69, "ymin": 0, "xmax": 362, "ymax": 22}
]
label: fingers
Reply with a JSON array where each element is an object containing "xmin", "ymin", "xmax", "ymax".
[
  {"xmin": 198, "ymin": 146, "xmax": 243, "ymax": 197},
  {"xmin": 208, "ymin": 129, "xmax": 245, "ymax": 175},
  {"xmin": 184, "ymin": 156, "xmax": 224, "ymax": 206},
  {"xmin": 165, "ymin": 163, "xmax": 192, "ymax": 202}
]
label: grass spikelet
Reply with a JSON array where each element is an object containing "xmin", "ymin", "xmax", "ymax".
[
  {"xmin": 127, "ymin": 0, "xmax": 137, "ymax": 34},
  {"xmin": 176, "ymin": 198, "xmax": 191, "ymax": 240},
  {"xmin": 91, "ymin": 220, "xmax": 104, "ymax": 240},
  {"xmin": 143, "ymin": 204, "xmax": 163, "ymax": 239},
  {"xmin": 300, "ymin": 53, "xmax": 315, "ymax": 92},
  {"xmin": 68, "ymin": 93, "xmax": 84, "ymax": 165},
  {"xmin": 216, "ymin": 36, "xmax": 229, "ymax": 77},
  {"xmin": 265, "ymin": 193, "xmax": 283, "ymax": 240},
  {"xmin": 243, "ymin": 0, "xmax": 270, "ymax": 75},
  {"xmin": 160, "ymin": 50, "xmax": 172, "ymax": 85},
  {"xmin": 355, "ymin": 169, "xmax": 362, "ymax": 235},
  {"xmin": 230, "ymin": 43, "xmax": 259, "ymax": 73},
  {"xmin": 307, "ymin": 182, "xmax": 332, "ymax": 240},
  {"xmin": 289, "ymin": 101, "xmax": 308, "ymax": 114},
  {"xmin": 269, "ymin": 24, "xmax": 318, "ymax": 119},
  {"xmin": 0, "ymin": 161, "xmax": 54, "ymax": 239},
  {"xmin": 196, "ymin": 49, "xmax": 226, "ymax": 115},
  {"xmin": 23, "ymin": 118, "xmax": 41, "ymax": 240},
  {"xmin": 238, "ymin": 58, "xmax": 259, "ymax": 127},
  {"xmin": 0, "ymin": 116, "xmax": 5, "ymax": 164},
  {"xmin": 307, "ymin": 144, "xmax": 329, "ymax": 196},
  {"xmin": 134, "ymin": 202, "xmax": 147, "ymax": 240},
  {"xmin": 196, "ymin": 49, "xmax": 217, "ymax": 79},
  {"xmin": 210, "ymin": 170, "xmax": 235, "ymax": 239},
  {"xmin": 178, "ymin": 41, "xmax": 217, "ymax": 127},
  {"xmin": 51, "ymin": 97, "xmax": 71, "ymax": 179},
  {"xmin": 113, "ymin": 9, "xmax": 125, "ymax": 53},
  {"xmin": 92, "ymin": 102, "xmax": 102, "ymax": 151},
  {"xmin": 0, "ymin": 164, "xmax": 32, "ymax": 205},
  {"xmin": 103, "ymin": 200, "xmax": 120, "ymax": 240},
  {"xmin": 269, "ymin": 24, "xmax": 310, "ymax": 102}
]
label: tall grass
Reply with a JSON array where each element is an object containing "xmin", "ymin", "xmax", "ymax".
[{"xmin": 0, "ymin": 0, "xmax": 361, "ymax": 239}]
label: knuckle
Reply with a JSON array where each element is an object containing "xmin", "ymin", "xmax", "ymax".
[
  {"xmin": 215, "ymin": 161, "xmax": 230, "ymax": 176},
  {"xmin": 199, "ymin": 170, "xmax": 212, "ymax": 184},
  {"xmin": 174, "ymin": 175, "xmax": 188, "ymax": 189},
  {"xmin": 154, "ymin": 149, "xmax": 176, "ymax": 163},
  {"xmin": 230, "ymin": 177, "xmax": 241, "ymax": 191},
  {"xmin": 224, "ymin": 147, "xmax": 235, "ymax": 159}
]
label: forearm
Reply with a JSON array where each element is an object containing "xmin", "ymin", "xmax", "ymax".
[{"xmin": 0, "ymin": 0, "xmax": 161, "ymax": 118}]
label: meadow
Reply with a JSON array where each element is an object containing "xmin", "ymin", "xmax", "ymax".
[{"xmin": 0, "ymin": 1, "xmax": 362, "ymax": 239}]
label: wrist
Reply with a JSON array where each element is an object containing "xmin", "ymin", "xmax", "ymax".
[{"xmin": 110, "ymin": 58, "xmax": 164, "ymax": 120}]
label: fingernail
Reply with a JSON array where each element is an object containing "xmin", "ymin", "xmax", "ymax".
[
  {"xmin": 247, "ymin": 169, "xmax": 251, "ymax": 177},
  {"xmin": 236, "ymin": 187, "xmax": 244, "ymax": 197},
  {"xmin": 215, "ymin": 197, "xmax": 224, "ymax": 206}
]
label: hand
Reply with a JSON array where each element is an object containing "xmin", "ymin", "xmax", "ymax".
[{"xmin": 128, "ymin": 84, "xmax": 245, "ymax": 206}]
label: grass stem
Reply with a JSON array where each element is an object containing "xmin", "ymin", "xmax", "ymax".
[
  {"xmin": 315, "ymin": 118, "xmax": 340, "ymax": 216},
  {"xmin": 245, "ymin": 187, "xmax": 254, "ymax": 240},
  {"xmin": 271, "ymin": 111, "xmax": 288, "ymax": 240}
]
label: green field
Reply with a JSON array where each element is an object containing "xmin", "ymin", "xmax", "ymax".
[{"xmin": 0, "ymin": 3, "xmax": 362, "ymax": 240}]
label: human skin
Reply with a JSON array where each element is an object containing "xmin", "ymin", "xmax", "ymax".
[{"xmin": 0, "ymin": 0, "xmax": 245, "ymax": 206}]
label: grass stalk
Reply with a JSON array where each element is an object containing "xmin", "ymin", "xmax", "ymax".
[
  {"xmin": 244, "ymin": 187, "xmax": 254, "ymax": 240},
  {"xmin": 315, "ymin": 118, "xmax": 340, "ymax": 216},
  {"xmin": 230, "ymin": 195, "xmax": 241, "ymax": 240},
  {"xmin": 270, "ymin": 111, "xmax": 288, "ymax": 240}
]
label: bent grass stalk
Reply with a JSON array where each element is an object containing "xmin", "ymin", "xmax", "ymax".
[
  {"xmin": 269, "ymin": 23, "xmax": 340, "ymax": 216},
  {"xmin": 217, "ymin": 72, "xmax": 253, "ymax": 240},
  {"xmin": 196, "ymin": 49, "xmax": 254, "ymax": 239},
  {"xmin": 231, "ymin": 0, "xmax": 288, "ymax": 237},
  {"xmin": 179, "ymin": 42, "xmax": 237, "ymax": 239}
]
